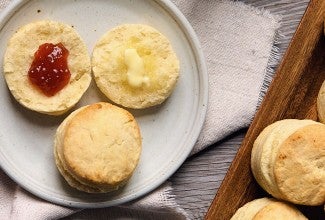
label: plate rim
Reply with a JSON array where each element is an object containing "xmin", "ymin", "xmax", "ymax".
[{"xmin": 0, "ymin": 0, "xmax": 208, "ymax": 208}]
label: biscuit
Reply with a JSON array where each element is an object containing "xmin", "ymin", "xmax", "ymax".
[
  {"xmin": 230, "ymin": 198, "xmax": 307, "ymax": 220},
  {"xmin": 230, "ymin": 197, "xmax": 274, "ymax": 220},
  {"xmin": 3, "ymin": 20, "xmax": 91, "ymax": 115},
  {"xmin": 252, "ymin": 200, "xmax": 307, "ymax": 220},
  {"xmin": 251, "ymin": 119, "xmax": 325, "ymax": 206},
  {"xmin": 317, "ymin": 80, "xmax": 325, "ymax": 123},
  {"xmin": 92, "ymin": 24, "xmax": 179, "ymax": 109},
  {"xmin": 54, "ymin": 102, "xmax": 142, "ymax": 193}
]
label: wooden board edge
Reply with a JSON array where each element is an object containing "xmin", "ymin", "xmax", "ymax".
[{"xmin": 205, "ymin": 0, "xmax": 325, "ymax": 219}]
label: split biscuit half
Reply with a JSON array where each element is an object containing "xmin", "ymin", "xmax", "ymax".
[
  {"xmin": 3, "ymin": 20, "xmax": 91, "ymax": 115},
  {"xmin": 92, "ymin": 24, "xmax": 180, "ymax": 109}
]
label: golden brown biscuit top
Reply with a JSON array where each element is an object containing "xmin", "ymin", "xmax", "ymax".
[
  {"xmin": 253, "ymin": 201, "xmax": 307, "ymax": 220},
  {"xmin": 274, "ymin": 124, "xmax": 325, "ymax": 205},
  {"xmin": 230, "ymin": 198, "xmax": 274, "ymax": 220},
  {"xmin": 62, "ymin": 102, "xmax": 142, "ymax": 186}
]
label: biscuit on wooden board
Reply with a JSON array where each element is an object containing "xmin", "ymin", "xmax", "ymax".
[
  {"xmin": 230, "ymin": 197, "xmax": 307, "ymax": 220},
  {"xmin": 251, "ymin": 119, "xmax": 325, "ymax": 206},
  {"xmin": 3, "ymin": 20, "xmax": 91, "ymax": 115},
  {"xmin": 54, "ymin": 102, "xmax": 142, "ymax": 193},
  {"xmin": 92, "ymin": 24, "xmax": 179, "ymax": 109},
  {"xmin": 252, "ymin": 200, "xmax": 307, "ymax": 220}
]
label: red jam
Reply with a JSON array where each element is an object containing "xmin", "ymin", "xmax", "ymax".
[{"xmin": 28, "ymin": 43, "xmax": 71, "ymax": 96}]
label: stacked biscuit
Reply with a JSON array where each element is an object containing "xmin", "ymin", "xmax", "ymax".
[
  {"xmin": 3, "ymin": 21, "xmax": 180, "ymax": 193},
  {"xmin": 54, "ymin": 102, "xmax": 142, "ymax": 193}
]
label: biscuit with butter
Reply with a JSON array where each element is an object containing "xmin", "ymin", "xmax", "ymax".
[
  {"xmin": 3, "ymin": 20, "xmax": 91, "ymax": 115},
  {"xmin": 230, "ymin": 197, "xmax": 307, "ymax": 220},
  {"xmin": 251, "ymin": 119, "xmax": 325, "ymax": 206},
  {"xmin": 92, "ymin": 24, "xmax": 179, "ymax": 109},
  {"xmin": 317, "ymin": 80, "xmax": 325, "ymax": 123},
  {"xmin": 54, "ymin": 102, "xmax": 142, "ymax": 193}
]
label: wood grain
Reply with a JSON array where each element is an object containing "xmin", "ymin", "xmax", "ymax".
[{"xmin": 205, "ymin": 0, "xmax": 325, "ymax": 219}]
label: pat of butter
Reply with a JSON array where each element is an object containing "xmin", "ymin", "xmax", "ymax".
[{"xmin": 124, "ymin": 48, "xmax": 149, "ymax": 87}]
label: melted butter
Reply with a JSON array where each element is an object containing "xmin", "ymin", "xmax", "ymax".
[{"xmin": 124, "ymin": 48, "xmax": 150, "ymax": 88}]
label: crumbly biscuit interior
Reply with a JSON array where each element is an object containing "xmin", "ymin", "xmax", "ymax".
[
  {"xmin": 4, "ymin": 20, "xmax": 91, "ymax": 115},
  {"xmin": 92, "ymin": 24, "xmax": 179, "ymax": 109}
]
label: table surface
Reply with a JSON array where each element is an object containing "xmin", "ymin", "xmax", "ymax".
[{"xmin": 171, "ymin": 0, "xmax": 311, "ymax": 219}]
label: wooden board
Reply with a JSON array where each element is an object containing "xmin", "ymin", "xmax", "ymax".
[{"xmin": 205, "ymin": 0, "xmax": 325, "ymax": 219}]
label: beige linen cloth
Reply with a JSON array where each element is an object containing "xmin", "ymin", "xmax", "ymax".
[{"xmin": 0, "ymin": 0, "xmax": 281, "ymax": 219}]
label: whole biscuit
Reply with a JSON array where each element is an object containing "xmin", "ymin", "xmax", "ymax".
[
  {"xmin": 231, "ymin": 198, "xmax": 307, "ymax": 220},
  {"xmin": 251, "ymin": 119, "xmax": 325, "ymax": 206},
  {"xmin": 3, "ymin": 20, "xmax": 91, "ymax": 115},
  {"xmin": 55, "ymin": 102, "xmax": 142, "ymax": 193},
  {"xmin": 230, "ymin": 198, "xmax": 274, "ymax": 220},
  {"xmin": 317, "ymin": 80, "xmax": 325, "ymax": 123},
  {"xmin": 253, "ymin": 201, "xmax": 307, "ymax": 220},
  {"xmin": 92, "ymin": 24, "xmax": 179, "ymax": 109}
]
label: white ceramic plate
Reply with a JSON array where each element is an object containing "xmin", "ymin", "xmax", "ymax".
[{"xmin": 0, "ymin": 0, "xmax": 208, "ymax": 208}]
